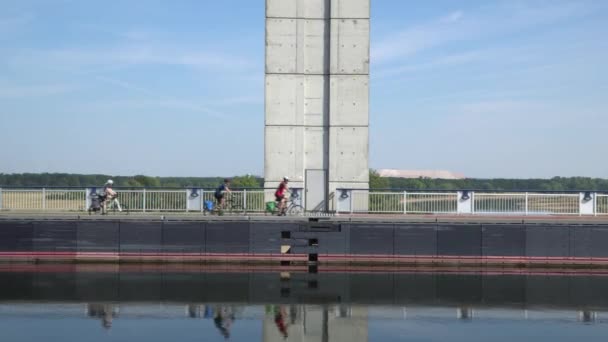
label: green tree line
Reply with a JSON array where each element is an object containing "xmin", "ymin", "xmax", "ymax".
[
  {"xmin": 369, "ymin": 170, "xmax": 608, "ymax": 191},
  {"xmin": 0, "ymin": 173, "xmax": 262, "ymax": 188},
  {"xmin": 1, "ymin": 172, "xmax": 607, "ymax": 191}
]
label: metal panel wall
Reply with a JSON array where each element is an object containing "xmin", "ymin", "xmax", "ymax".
[
  {"xmin": 33, "ymin": 221, "xmax": 77, "ymax": 252},
  {"xmin": 0, "ymin": 221, "xmax": 33, "ymax": 251},
  {"xmin": 570, "ymin": 225, "xmax": 608, "ymax": 258},
  {"xmin": 349, "ymin": 224, "xmax": 393, "ymax": 255},
  {"xmin": 482, "ymin": 224, "xmax": 526, "ymax": 257},
  {"xmin": 394, "ymin": 224, "xmax": 437, "ymax": 256},
  {"xmin": 77, "ymin": 221, "xmax": 119, "ymax": 253},
  {"xmin": 161, "ymin": 222, "xmax": 204, "ymax": 254},
  {"xmin": 119, "ymin": 222, "xmax": 162, "ymax": 254},
  {"xmin": 437, "ymin": 224, "xmax": 482, "ymax": 256},
  {"xmin": 249, "ymin": 222, "xmax": 298, "ymax": 254},
  {"xmin": 206, "ymin": 222, "xmax": 250, "ymax": 254},
  {"xmin": 525, "ymin": 225, "xmax": 570, "ymax": 258}
]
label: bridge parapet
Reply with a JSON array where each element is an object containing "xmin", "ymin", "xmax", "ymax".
[
  {"xmin": 0, "ymin": 187, "xmax": 607, "ymax": 216},
  {"xmin": 335, "ymin": 189, "xmax": 608, "ymax": 216}
]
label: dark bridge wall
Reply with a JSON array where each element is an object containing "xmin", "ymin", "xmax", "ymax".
[
  {"xmin": 2, "ymin": 270, "xmax": 608, "ymax": 309},
  {"xmin": 1, "ymin": 220, "xmax": 608, "ymax": 265}
]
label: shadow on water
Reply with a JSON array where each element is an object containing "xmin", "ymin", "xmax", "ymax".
[{"xmin": 2, "ymin": 264, "xmax": 608, "ymax": 309}]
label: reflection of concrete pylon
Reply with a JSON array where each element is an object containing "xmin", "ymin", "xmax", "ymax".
[
  {"xmin": 579, "ymin": 310, "xmax": 597, "ymax": 323},
  {"xmin": 87, "ymin": 303, "xmax": 118, "ymax": 329},
  {"xmin": 457, "ymin": 307, "xmax": 473, "ymax": 320},
  {"xmin": 262, "ymin": 305, "xmax": 368, "ymax": 342}
]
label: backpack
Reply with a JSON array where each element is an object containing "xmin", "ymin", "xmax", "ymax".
[{"xmin": 215, "ymin": 184, "xmax": 224, "ymax": 198}]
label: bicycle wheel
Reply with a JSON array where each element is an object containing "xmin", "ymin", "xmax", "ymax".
[{"xmin": 288, "ymin": 204, "xmax": 304, "ymax": 216}]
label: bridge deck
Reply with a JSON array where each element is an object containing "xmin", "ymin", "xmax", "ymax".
[{"xmin": 1, "ymin": 212, "xmax": 608, "ymax": 225}]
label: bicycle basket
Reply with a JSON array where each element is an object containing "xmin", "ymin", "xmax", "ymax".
[
  {"xmin": 265, "ymin": 201, "xmax": 276, "ymax": 212},
  {"xmin": 204, "ymin": 200, "xmax": 214, "ymax": 211}
]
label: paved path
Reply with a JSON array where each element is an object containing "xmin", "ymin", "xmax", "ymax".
[{"xmin": 1, "ymin": 211, "xmax": 608, "ymax": 224}]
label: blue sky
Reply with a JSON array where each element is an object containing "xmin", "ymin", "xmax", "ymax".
[{"xmin": 0, "ymin": 0, "xmax": 607, "ymax": 178}]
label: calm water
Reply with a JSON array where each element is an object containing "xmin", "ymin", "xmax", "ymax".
[{"xmin": 1, "ymin": 266, "xmax": 608, "ymax": 341}]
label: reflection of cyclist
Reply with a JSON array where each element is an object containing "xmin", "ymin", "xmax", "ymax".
[
  {"xmin": 275, "ymin": 177, "xmax": 289, "ymax": 216},
  {"xmin": 274, "ymin": 306, "xmax": 289, "ymax": 339},
  {"xmin": 213, "ymin": 306, "xmax": 235, "ymax": 340},
  {"xmin": 214, "ymin": 179, "xmax": 232, "ymax": 209}
]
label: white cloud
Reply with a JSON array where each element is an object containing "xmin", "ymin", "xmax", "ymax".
[
  {"xmin": 33, "ymin": 44, "xmax": 255, "ymax": 71},
  {"xmin": 442, "ymin": 11, "xmax": 464, "ymax": 23},
  {"xmin": 91, "ymin": 76, "xmax": 226, "ymax": 118},
  {"xmin": 0, "ymin": 83, "xmax": 74, "ymax": 98},
  {"xmin": 372, "ymin": 2, "xmax": 595, "ymax": 65},
  {"xmin": 0, "ymin": 14, "xmax": 34, "ymax": 35}
]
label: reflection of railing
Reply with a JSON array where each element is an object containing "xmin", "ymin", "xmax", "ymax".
[{"xmin": 337, "ymin": 190, "xmax": 607, "ymax": 216}]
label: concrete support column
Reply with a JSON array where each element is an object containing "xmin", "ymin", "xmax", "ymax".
[
  {"xmin": 265, "ymin": 0, "xmax": 370, "ymax": 211},
  {"xmin": 328, "ymin": 0, "xmax": 370, "ymax": 201}
]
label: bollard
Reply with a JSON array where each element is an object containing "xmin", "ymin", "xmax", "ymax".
[
  {"xmin": 457, "ymin": 191, "xmax": 473, "ymax": 214},
  {"xmin": 579, "ymin": 192, "xmax": 595, "ymax": 216}
]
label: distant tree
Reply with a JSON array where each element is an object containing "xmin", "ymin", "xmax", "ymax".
[
  {"xmin": 231, "ymin": 175, "xmax": 263, "ymax": 188},
  {"xmin": 369, "ymin": 170, "xmax": 389, "ymax": 189},
  {"xmin": 133, "ymin": 175, "xmax": 161, "ymax": 187}
]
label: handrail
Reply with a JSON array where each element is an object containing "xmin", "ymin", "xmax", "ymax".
[{"xmin": 1, "ymin": 187, "xmax": 607, "ymax": 216}]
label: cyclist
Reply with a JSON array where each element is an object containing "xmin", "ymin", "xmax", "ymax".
[
  {"xmin": 275, "ymin": 177, "xmax": 289, "ymax": 216},
  {"xmin": 102, "ymin": 179, "xmax": 122, "ymax": 213},
  {"xmin": 214, "ymin": 179, "xmax": 232, "ymax": 209}
]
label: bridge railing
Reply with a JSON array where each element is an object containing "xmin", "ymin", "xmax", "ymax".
[
  {"xmin": 336, "ymin": 190, "xmax": 608, "ymax": 216},
  {"xmin": 1, "ymin": 187, "xmax": 607, "ymax": 216},
  {"xmin": 0, "ymin": 187, "xmax": 299, "ymax": 213}
]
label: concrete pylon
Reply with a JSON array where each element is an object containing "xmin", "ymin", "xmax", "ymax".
[{"xmin": 265, "ymin": 0, "xmax": 370, "ymax": 212}]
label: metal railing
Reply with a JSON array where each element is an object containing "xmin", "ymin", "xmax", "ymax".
[
  {"xmin": 1, "ymin": 187, "xmax": 607, "ymax": 216},
  {"xmin": 598, "ymin": 195, "xmax": 608, "ymax": 215},
  {"xmin": 0, "ymin": 189, "xmax": 87, "ymax": 211},
  {"xmin": 336, "ymin": 190, "xmax": 608, "ymax": 216},
  {"xmin": 0, "ymin": 187, "xmax": 300, "ymax": 214}
]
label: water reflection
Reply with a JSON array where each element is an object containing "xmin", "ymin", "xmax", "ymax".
[
  {"xmin": 87, "ymin": 304, "xmax": 119, "ymax": 329},
  {"xmin": 2, "ymin": 267, "xmax": 608, "ymax": 341}
]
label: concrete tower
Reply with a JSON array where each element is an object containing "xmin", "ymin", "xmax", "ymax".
[{"xmin": 265, "ymin": 0, "xmax": 370, "ymax": 211}]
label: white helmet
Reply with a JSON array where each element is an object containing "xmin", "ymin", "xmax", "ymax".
[
  {"xmin": 106, "ymin": 179, "xmax": 114, "ymax": 185},
  {"xmin": 283, "ymin": 176, "xmax": 289, "ymax": 181}
]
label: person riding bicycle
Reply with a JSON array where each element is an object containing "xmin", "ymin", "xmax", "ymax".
[
  {"xmin": 102, "ymin": 179, "xmax": 122, "ymax": 213},
  {"xmin": 275, "ymin": 177, "xmax": 289, "ymax": 216},
  {"xmin": 214, "ymin": 179, "xmax": 232, "ymax": 209}
]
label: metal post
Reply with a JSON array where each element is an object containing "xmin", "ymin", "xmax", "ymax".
[
  {"xmin": 594, "ymin": 192, "xmax": 598, "ymax": 217},
  {"xmin": 42, "ymin": 187, "xmax": 46, "ymax": 211},
  {"xmin": 0, "ymin": 188, "xmax": 3, "ymax": 210},
  {"xmin": 84, "ymin": 189, "xmax": 88, "ymax": 212},
  {"xmin": 403, "ymin": 191, "xmax": 407, "ymax": 215},
  {"xmin": 350, "ymin": 190, "xmax": 354, "ymax": 214},
  {"xmin": 471, "ymin": 191, "xmax": 476, "ymax": 214},
  {"xmin": 525, "ymin": 192, "xmax": 529, "ymax": 216},
  {"xmin": 143, "ymin": 189, "xmax": 147, "ymax": 213},
  {"xmin": 199, "ymin": 189, "xmax": 205, "ymax": 213},
  {"xmin": 243, "ymin": 189, "xmax": 247, "ymax": 213},
  {"xmin": 185, "ymin": 189, "xmax": 189, "ymax": 212}
]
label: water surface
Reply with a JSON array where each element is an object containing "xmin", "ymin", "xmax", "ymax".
[{"xmin": 1, "ymin": 266, "xmax": 607, "ymax": 341}]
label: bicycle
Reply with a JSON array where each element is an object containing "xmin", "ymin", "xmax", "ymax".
[
  {"xmin": 222, "ymin": 195, "xmax": 244, "ymax": 215},
  {"xmin": 212, "ymin": 193, "xmax": 244, "ymax": 216},
  {"xmin": 101, "ymin": 195, "xmax": 129, "ymax": 215},
  {"xmin": 267, "ymin": 191, "xmax": 304, "ymax": 216}
]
